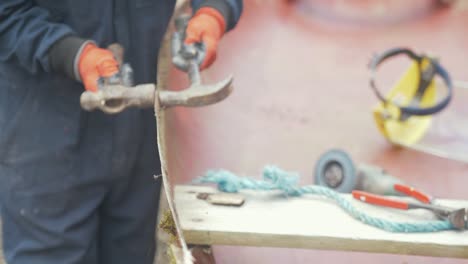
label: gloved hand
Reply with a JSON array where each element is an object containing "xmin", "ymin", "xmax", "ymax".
[
  {"xmin": 185, "ymin": 7, "xmax": 227, "ymax": 70},
  {"xmin": 78, "ymin": 43, "xmax": 120, "ymax": 92}
]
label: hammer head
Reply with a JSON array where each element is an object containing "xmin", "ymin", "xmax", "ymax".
[
  {"xmin": 448, "ymin": 208, "xmax": 468, "ymax": 230},
  {"xmin": 80, "ymin": 83, "xmax": 156, "ymax": 114},
  {"xmin": 158, "ymin": 74, "xmax": 234, "ymax": 108}
]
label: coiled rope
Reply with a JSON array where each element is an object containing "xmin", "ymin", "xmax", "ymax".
[{"xmin": 194, "ymin": 165, "xmax": 454, "ymax": 233}]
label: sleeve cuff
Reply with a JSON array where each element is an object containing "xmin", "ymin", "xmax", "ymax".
[
  {"xmin": 194, "ymin": 0, "xmax": 234, "ymax": 31},
  {"xmin": 48, "ymin": 36, "xmax": 95, "ymax": 81}
]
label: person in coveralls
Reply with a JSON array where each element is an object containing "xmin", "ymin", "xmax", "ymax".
[{"xmin": 0, "ymin": 0, "xmax": 242, "ymax": 263}]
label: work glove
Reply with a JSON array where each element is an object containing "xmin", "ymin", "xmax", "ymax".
[
  {"xmin": 49, "ymin": 36, "xmax": 121, "ymax": 91},
  {"xmin": 77, "ymin": 43, "xmax": 120, "ymax": 92},
  {"xmin": 185, "ymin": 7, "xmax": 227, "ymax": 70}
]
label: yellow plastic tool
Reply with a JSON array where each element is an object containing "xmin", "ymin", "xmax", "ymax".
[
  {"xmin": 370, "ymin": 48, "xmax": 468, "ymax": 162},
  {"xmin": 373, "ymin": 58, "xmax": 437, "ymax": 146}
]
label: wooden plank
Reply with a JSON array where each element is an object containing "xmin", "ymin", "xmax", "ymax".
[
  {"xmin": 175, "ymin": 185, "xmax": 468, "ymax": 259},
  {"xmin": 153, "ymin": 0, "xmax": 193, "ymax": 263}
]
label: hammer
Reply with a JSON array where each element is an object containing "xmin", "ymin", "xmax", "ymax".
[{"xmin": 80, "ymin": 15, "xmax": 233, "ymax": 114}]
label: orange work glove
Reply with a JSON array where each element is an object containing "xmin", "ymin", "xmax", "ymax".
[
  {"xmin": 185, "ymin": 7, "xmax": 227, "ymax": 70},
  {"xmin": 78, "ymin": 43, "xmax": 119, "ymax": 92}
]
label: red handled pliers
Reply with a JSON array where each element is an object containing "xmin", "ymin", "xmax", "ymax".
[{"xmin": 352, "ymin": 184, "xmax": 467, "ymax": 230}]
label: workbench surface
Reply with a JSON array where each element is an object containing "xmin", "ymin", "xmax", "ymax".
[{"xmin": 175, "ymin": 185, "xmax": 468, "ymax": 259}]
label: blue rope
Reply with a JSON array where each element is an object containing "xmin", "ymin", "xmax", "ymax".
[{"xmin": 194, "ymin": 165, "xmax": 454, "ymax": 233}]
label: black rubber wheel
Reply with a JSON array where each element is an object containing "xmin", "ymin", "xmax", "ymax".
[{"xmin": 314, "ymin": 149, "xmax": 358, "ymax": 193}]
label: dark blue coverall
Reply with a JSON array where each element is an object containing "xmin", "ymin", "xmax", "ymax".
[{"xmin": 0, "ymin": 0, "xmax": 242, "ymax": 263}]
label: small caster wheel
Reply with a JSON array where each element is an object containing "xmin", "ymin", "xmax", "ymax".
[{"xmin": 314, "ymin": 149, "xmax": 358, "ymax": 193}]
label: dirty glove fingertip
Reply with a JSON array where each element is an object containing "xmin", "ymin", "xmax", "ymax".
[
  {"xmin": 200, "ymin": 37, "xmax": 217, "ymax": 70},
  {"xmin": 184, "ymin": 33, "xmax": 201, "ymax": 45},
  {"xmin": 83, "ymin": 72, "xmax": 100, "ymax": 92},
  {"xmin": 200, "ymin": 53, "xmax": 216, "ymax": 70},
  {"xmin": 98, "ymin": 59, "xmax": 120, "ymax": 78}
]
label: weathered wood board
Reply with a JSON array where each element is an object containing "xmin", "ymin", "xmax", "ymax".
[
  {"xmin": 175, "ymin": 185, "xmax": 468, "ymax": 259},
  {"xmin": 153, "ymin": 0, "xmax": 193, "ymax": 262}
]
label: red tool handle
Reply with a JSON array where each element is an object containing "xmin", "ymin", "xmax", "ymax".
[
  {"xmin": 352, "ymin": 191, "xmax": 409, "ymax": 210},
  {"xmin": 394, "ymin": 184, "xmax": 431, "ymax": 204}
]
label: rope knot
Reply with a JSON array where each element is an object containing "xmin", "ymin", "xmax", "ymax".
[{"xmin": 263, "ymin": 166, "xmax": 300, "ymax": 195}]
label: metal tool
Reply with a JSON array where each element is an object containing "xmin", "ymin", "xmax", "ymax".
[
  {"xmin": 314, "ymin": 149, "xmax": 405, "ymax": 195},
  {"xmin": 79, "ymin": 15, "xmax": 234, "ymax": 114},
  {"xmin": 353, "ymin": 185, "xmax": 468, "ymax": 230}
]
